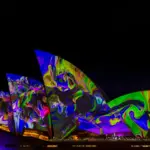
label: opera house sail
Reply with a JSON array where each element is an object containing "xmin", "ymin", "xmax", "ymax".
[{"xmin": 34, "ymin": 50, "xmax": 108, "ymax": 139}]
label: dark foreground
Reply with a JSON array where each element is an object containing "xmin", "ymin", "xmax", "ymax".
[{"xmin": 1, "ymin": 131, "xmax": 150, "ymax": 150}]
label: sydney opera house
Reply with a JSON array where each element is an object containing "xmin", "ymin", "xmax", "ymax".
[{"xmin": 0, "ymin": 50, "xmax": 150, "ymax": 142}]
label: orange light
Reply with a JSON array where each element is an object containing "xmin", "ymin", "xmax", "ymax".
[{"xmin": 72, "ymin": 135, "xmax": 79, "ymax": 140}]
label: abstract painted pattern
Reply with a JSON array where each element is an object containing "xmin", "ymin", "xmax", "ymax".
[
  {"xmin": 6, "ymin": 73, "xmax": 52, "ymax": 140},
  {"xmin": 0, "ymin": 50, "xmax": 149, "ymax": 141},
  {"xmin": 35, "ymin": 50, "xmax": 108, "ymax": 139},
  {"xmin": 107, "ymin": 91, "xmax": 150, "ymax": 137},
  {"xmin": 0, "ymin": 91, "xmax": 15, "ymax": 133}
]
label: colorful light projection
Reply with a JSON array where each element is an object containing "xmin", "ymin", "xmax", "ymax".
[
  {"xmin": 77, "ymin": 111, "xmax": 131, "ymax": 136},
  {"xmin": 80, "ymin": 91, "xmax": 150, "ymax": 138},
  {"xmin": 6, "ymin": 73, "xmax": 52, "ymax": 139},
  {"xmin": 0, "ymin": 50, "xmax": 149, "ymax": 141},
  {"xmin": 0, "ymin": 91, "xmax": 15, "ymax": 133},
  {"xmin": 34, "ymin": 49, "xmax": 150, "ymax": 138},
  {"xmin": 75, "ymin": 91, "xmax": 150, "ymax": 138},
  {"xmin": 107, "ymin": 91, "xmax": 150, "ymax": 137},
  {"xmin": 35, "ymin": 50, "xmax": 108, "ymax": 139}
]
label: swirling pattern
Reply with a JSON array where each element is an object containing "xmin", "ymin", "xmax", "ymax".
[
  {"xmin": 0, "ymin": 50, "xmax": 150, "ymax": 141},
  {"xmin": 35, "ymin": 50, "xmax": 107, "ymax": 139},
  {"xmin": 6, "ymin": 74, "xmax": 52, "ymax": 139},
  {"xmin": 107, "ymin": 91, "xmax": 150, "ymax": 137}
]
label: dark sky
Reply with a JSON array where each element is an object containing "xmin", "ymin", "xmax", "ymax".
[
  {"xmin": 0, "ymin": 1, "xmax": 16, "ymax": 16},
  {"xmin": 0, "ymin": 3, "xmax": 149, "ymax": 101},
  {"xmin": 0, "ymin": 33, "xmax": 149, "ymax": 101},
  {"xmin": 112, "ymin": 2, "xmax": 150, "ymax": 32}
]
